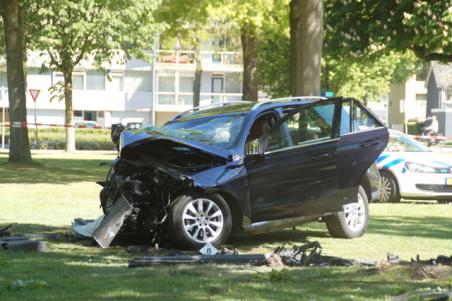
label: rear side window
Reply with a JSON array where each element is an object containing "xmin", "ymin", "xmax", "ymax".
[
  {"xmin": 340, "ymin": 100, "xmax": 381, "ymax": 134},
  {"xmin": 353, "ymin": 103, "xmax": 379, "ymax": 131}
]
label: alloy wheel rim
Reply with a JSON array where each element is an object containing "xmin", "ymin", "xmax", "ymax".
[
  {"xmin": 343, "ymin": 192, "xmax": 366, "ymax": 232},
  {"xmin": 381, "ymin": 176, "xmax": 392, "ymax": 202},
  {"xmin": 182, "ymin": 198, "xmax": 224, "ymax": 243}
]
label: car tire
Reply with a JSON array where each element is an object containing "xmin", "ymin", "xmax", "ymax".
[
  {"xmin": 379, "ymin": 171, "xmax": 401, "ymax": 203},
  {"xmin": 168, "ymin": 192, "xmax": 232, "ymax": 250},
  {"xmin": 325, "ymin": 186, "xmax": 369, "ymax": 239}
]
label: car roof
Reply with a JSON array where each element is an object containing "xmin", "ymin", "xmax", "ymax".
[{"xmin": 172, "ymin": 97, "xmax": 326, "ymax": 122}]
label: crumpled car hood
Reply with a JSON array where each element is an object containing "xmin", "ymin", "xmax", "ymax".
[{"xmin": 119, "ymin": 129, "xmax": 233, "ymax": 167}]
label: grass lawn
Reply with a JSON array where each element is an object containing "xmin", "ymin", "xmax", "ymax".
[{"xmin": 0, "ymin": 151, "xmax": 451, "ymax": 300}]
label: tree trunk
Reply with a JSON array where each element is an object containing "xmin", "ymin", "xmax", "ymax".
[
  {"xmin": 63, "ymin": 71, "xmax": 76, "ymax": 152},
  {"xmin": 290, "ymin": 0, "xmax": 323, "ymax": 96},
  {"xmin": 193, "ymin": 45, "xmax": 202, "ymax": 108},
  {"xmin": 241, "ymin": 27, "xmax": 259, "ymax": 102},
  {"xmin": 1, "ymin": 0, "xmax": 32, "ymax": 162}
]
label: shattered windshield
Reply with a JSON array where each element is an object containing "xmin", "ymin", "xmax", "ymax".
[{"xmin": 142, "ymin": 113, "xmax": 247, "ymax": 149}]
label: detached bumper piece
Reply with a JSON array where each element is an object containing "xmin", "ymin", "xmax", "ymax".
[
  {"xmin": 92, "ymin": 194, "xmax": 134, "ymax": 248},
  {"xmin": 129, "ymin": 254, "xmax": 268, "ymax": 267}
]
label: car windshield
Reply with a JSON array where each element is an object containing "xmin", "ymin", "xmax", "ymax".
[
  {"xmin": 142, "ymin": 113, "xmax": 247, "ymax": 149},
  {"xmin": 386, "ymin": 133, "xmax": 430, "ymax": 152}
]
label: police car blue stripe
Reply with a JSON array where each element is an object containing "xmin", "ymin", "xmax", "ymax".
[
  {"xmin": 382, "ymin": 158, "xmax": 404, "ymax": 170},
  {"xmin": 376, "ymin": 154, "xmax": 390, "ymax": 164}
]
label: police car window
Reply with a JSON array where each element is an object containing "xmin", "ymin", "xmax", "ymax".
[{"xmin": 353, "ymin": 103, "xmax": 379, "ymax": 131}]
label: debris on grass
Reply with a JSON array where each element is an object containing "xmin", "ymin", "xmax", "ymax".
[
  {"xmin": 9, "ymin": 279, "xmax": 48, "ymax": 290},
  {"xmin": 393, "ymin": 287, "xmax": 452, "ymax": 301}
]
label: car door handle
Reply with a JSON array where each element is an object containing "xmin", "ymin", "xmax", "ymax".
[
  {"xmin": 360, "ymin": 139, "xmax": 379, "ymax": 148},
  {"xmin": 310, "ymin": 152, "xmax": 331, "ymax": 161}
]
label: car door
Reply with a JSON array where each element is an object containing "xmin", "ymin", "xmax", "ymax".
[
  {"xmin": 245, "ymin": 101, "xmax": 341, "ymax": 222},
  {"xmin": 336, "ymin": 99, "xmax": 389, "ymax": 204}
]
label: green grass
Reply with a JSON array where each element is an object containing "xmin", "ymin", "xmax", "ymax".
[{"xmin": 0, "ymin": 151, "xmax": 451, "ymax": 300}]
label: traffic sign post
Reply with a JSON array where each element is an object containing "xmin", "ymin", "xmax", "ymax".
[{"xmin": 29, "ymin": 89, "xmax": 40, "ymax": 149}]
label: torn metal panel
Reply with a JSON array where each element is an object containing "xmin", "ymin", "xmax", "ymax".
[
  {"xmin": 92, "ymin": 195, "xmax": 134, "ymax": 248},
  {"xmin": 129, "ymin": 254, "xmax": 268, "ymax": 267}
]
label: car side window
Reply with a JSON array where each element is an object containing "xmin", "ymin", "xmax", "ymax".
[
  {"xmin": 286, "ymin": 103, "xmax": 334, "ymax": 146},
  {"xmin": 245, "ymin": 113, "xmax": 279, "ymax": 154},
  {"xmin": 353, "ymin": 103, "xmax": 379, "ymax": 132},
  {"xmin": 340, "ymin": 101, "xmax": 351, "ymax": 134},
  {"xmin": 266, "ymin": 103, "xmax": 335, "ymax": 152}
]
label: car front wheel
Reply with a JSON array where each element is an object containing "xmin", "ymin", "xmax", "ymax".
[
  {"xmin": 380, "ymin": 171, "xmax": 400, "ymax": 203},
  {"xmin": 168, "ymin": 192, "xmax": 232, "ymax": 249},
  {"xmin": 325, "ymin": 186, "xmax": 369, "ymax": 239}
]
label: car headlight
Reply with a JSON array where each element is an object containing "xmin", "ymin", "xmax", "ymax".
[{"xmin": 405, "ymin": 162, "xmax": 436, "ymax": 173}]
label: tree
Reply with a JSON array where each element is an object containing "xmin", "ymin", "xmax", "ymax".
[
  {"xmin": 27, "ymin": 0, "xmax": 162, "ymax": 152},
  {"xmin": 156, "ymin": 0, "xmax": 213, "ymax": 108},
  {"xmin": 0, "ymin": 0, "xmax": 32, "ymax": 162},
  {"xmin": 289, "ymin": 0, "xmax": 324, "ymax": 96},
  {"xmin": 324, "ymin": 0, "xmax": 452, "ymax": 62},
  {"xmin": 213, "ymin": 0, "xmax": 283, "ymax": 102}
]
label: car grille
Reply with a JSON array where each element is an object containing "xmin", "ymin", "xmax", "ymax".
[{"xmin": 416, "ymin": 184, "xmax": 452, "ymax": 193}]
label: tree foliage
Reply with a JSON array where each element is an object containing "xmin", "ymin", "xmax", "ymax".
[
  {"xmin": 324, "ymin": 0, "xmax": 452, "ymax": 62},
  {"xmin": 23, "ymin": 0, "xmax": 162, "ymax": 151}
]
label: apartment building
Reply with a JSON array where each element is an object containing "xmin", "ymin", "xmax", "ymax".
[{"xmin": 0, "ymin": 49, "xmax": 243, "ymax": 127}]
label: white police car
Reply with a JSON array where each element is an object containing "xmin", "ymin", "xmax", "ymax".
[{"xmin": 377, "ymin": 130, "xmax": 452, "ymax": 203}]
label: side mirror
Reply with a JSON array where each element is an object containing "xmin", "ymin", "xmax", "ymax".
[{"xmin": 111, "ymin": 123, "xmax": 125, "ymax": 147}]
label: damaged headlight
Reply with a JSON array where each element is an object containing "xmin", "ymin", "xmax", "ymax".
[{"xmin": 405, "ymin": 162, "xmax": 436, "ymax": 173}]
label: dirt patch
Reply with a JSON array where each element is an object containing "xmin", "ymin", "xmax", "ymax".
[{"xmin": 411, "ymin": 264, "xmax": 452, "ymax": 281}]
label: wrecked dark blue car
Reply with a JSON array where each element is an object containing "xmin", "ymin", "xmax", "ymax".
[{"xmin": 93, "ymin": 97, "xmax": 388, "ymax": 249}]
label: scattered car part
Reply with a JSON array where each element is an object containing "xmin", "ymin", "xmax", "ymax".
[
  {"xmin": 129, "ymin": 254, "xmax": 269, "ymax": 267},
  {"xmin": 1, "ymin": 239, "xmax": 48, "ymax": 252},
  {"xmin": 72, "ymin": 216, "xmax": 104, "ymax": 239},
  {"xmin": 92, "ymin": 194, "xmax": 134, "ymax": 248}
]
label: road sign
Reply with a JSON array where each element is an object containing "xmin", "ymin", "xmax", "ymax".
[{"xmin": 29, "ymin": 89, "xmax": 40, "ymax": 102}]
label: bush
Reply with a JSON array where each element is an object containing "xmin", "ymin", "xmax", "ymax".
[{"xmin": 0, "ymin": 127, "xmax": 114, "ymax": 150}]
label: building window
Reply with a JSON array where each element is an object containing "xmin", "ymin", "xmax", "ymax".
[
  {"xmin": 124, "ymin": 71, "xmax": 151, "ymax": 92},
  {"xmin": 415, "ymin": 93, "xmax": 427, "ymax": 101},
  {"xmin": 225, "ymin": 73, "xmax": 241, "ymax": 93},
  {"xmin": 53, "ymin": 72, "xmax": 84, "ymax": 90},
  {"xmin": 107, "ymin": 73, "xmax": 123, "ymax": 92},
  {"xmin": 179, "ymin": 76, "xmax": 194, "ymax": 93},
  {"xmin": 212, "ymin": 76, "xmax": 224, "ymax": 93},
  {"xmin": 84, "ymin": 111, "xmax": 97, "ymax": 121},
  {"xmin": 98, "ymin": 111, "xmax": 105, "ymax": 118},
  {"xmin": 74, "ymin": 110, "xmax": 83, "ymax": 117},
  {"xmin": 73, "ymin": 74, "xmax": 84, "ymax": 90},
  {"xmin": 0, "ymin": 72, "xmax": 6, "ymax": 89},
  {"xmin": 158, "ymin": 75, "xmax": 175, "ymax": 92},
  {"xmin": 86, "ymin": 71, "xmax": 105, "ymax": 90}
]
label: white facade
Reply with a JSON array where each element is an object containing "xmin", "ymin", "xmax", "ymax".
[{"xmin": 0, "ymin": 49, "xmax": 243, "ymax": 126}]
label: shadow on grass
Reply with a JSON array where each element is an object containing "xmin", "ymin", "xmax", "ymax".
[
  {"xmin": 368, "ymin": 216, "xmax": 452, "ymax": 240},
  {"xmin": 0, "ymin": 157, "xmax": 111, "ymax": 184},
  {"xmin": 230, "ymin": 228, "xmax": 329, "ymax": 251}
]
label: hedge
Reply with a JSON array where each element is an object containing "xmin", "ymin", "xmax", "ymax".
[{"xmin": 0, "ymin": 127, "xmax": 115, "ymax": 150}]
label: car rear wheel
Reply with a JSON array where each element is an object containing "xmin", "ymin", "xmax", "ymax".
[
  {"xmin": 325, "ymin": 186, "xmax": 369, "ymax": 239},
  {"xmin": 168, "ymin": 192, "xmax": 232, "ymax": 249},
  {"xmin": 380, "ymin": 171, "xmax": 401, "ymax": 203}
]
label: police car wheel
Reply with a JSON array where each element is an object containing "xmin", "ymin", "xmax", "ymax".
[{"xmin": 380, "ymin": 171, "xmax": 400, "ymax": 203}]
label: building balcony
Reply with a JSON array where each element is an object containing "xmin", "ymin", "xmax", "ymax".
[{"xmin": 156, "ymin": 50, "xmax": 243, "ymax": 72}]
